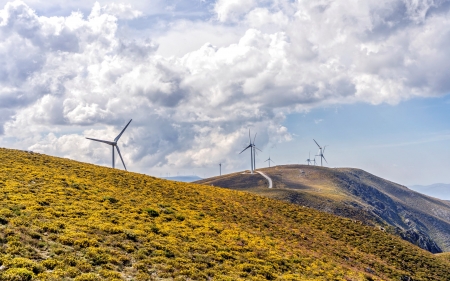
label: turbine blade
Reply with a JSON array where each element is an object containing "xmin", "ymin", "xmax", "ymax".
[
  {"xmin": 248, "ymin": 129, "xmax": 251, "ymax": 143},
  {"xmin": 239, "ymin": 145, "xmax": 252, "ymax": 154},
  {"xmin": 313, "ymin": 139, "xmax": 321, "ymax": 149},
  {"xmin": 114, "ymin": 119, "xmax": 132, "ymax": 142},
  {"xmin": 323, "ymin": 145, "xmax": 327, "ymax": 154},
  {"xmin": 254, "ymin": 146, "xmax": 262, "ymax": 152},
  {"xmin": 116, "ymin": 145, "xmax": 127, "ymax": 171},
  {"xmin": 265, "ymin": 159, "xmax": 269, "ymax": 162},
  {"xmin": 322, "ymin": 155, "xmax": 328, "ymax": 163},
  {"xmin": 253, "ymin": 133, "xmax": 257, "ymax": 144},
  {"xmin": 86, "ymin": 137, "xmax": 115, "ymax": 145}
]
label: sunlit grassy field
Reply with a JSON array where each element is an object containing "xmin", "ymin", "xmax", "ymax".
[{"xmin": 0, "ymin": 148, "xmax": 449, "ymax": 280}]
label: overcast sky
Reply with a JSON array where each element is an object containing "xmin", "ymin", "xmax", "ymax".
[{"xmin": 0, "ymin": 0, "xmax": 449, "ymax": 187}]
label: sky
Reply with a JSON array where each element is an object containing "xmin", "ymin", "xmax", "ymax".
[{"xmin": 0, "ymin": 0, "xmax": 449, "ymax": 187}]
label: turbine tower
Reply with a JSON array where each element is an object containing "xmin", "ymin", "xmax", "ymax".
[
  {"xmin": 313, "ymin": 139, "xmax": 327, "ymax": 167},
  {"xmin": 86, "ymin": 119, "xmax": 132, "ymax": 170},
  {"xmin": 252, "ymin": 133, "xmax": 262, "ymax": 171},
  {"xmin": 264, "ymin": 156, "xmax": 275, "ymax": 167},
  {"xmin": 219, "ymin": 163, "xmax": 222, "ymax": 176},
  {"xmin": 306, "ymin": 152, "xmax": 313, "ymax": 165},
  {"xmin": 240, "ymin": 130, "xmax": 254, "ymax": 174}
]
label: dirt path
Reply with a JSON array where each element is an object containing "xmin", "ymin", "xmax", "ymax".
[{"xmin": 256, "ymin": 171, "xmax": 273, "ymax": 188}]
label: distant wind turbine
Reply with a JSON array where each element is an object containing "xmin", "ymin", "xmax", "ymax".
[
  {"xmin": 306, "ymin": 152, "xmax": 313, "ymax": 165},
  {"xmin": 252, "ymin": 133, "xmax": 262, "ymax": 171},
  {"xmin": 264, "ymin": 156, "xmax": 275, "ymax": 167},
  {"xmin": 219, "ymin": 163, "xmax": 222, "ymax": 176},
  {"xmin": 240, "ymin": 130, "xmax": 255, "ymax": 174},
  {"xmin": 313, "ymin": 139, "xmax": 327, "ymax": 166},
  {"xmin": 86, "ymin": 119, "xmax": 132, "ymax": 171}
]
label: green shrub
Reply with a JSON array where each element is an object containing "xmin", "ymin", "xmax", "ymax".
[
  {"xmin": 3, "ymin": 257, "xmax": 44, "ymax": 274},
  {"xmin": 175, "ymin": 214, "xmax": 185, "ymax": 221},
  {"xmin": 1, "ymin": 268, "xmax": 34, "ymax": 281},
  {"xmin": 103, "ymin": 196, "xmax": 119, "ymax": 203},
  {"xmin": 99, "ymin": 269, "xmax": 122, "ymax": 279},
  {"xmin": 145, "ymin": 208, "xmax": 159, "ymax": 217},
  {"xmin": 74, "ymin": 273, "xmax": 100, "ymax": 281},
  {"xmin": 42, "ymin": 259, "xmax": 58, "ymax": 270},
  {"xmin": 0, "ymin": 217, "xmax": 9, "ymax": 225}
]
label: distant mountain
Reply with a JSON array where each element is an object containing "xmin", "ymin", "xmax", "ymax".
[
  {"xmin": 162, "ymin": 175, "xmax": 202, "ymax": 182},
  {"xmin": 409, "ymin": 183, "xmax": 450, "ymax": 200},
  {"xmin": 196, "ymin": 165, "xmax": 450, "ymax": 253}
]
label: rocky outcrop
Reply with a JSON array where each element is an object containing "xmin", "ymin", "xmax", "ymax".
[{"xmin": 396, "ymin": 228, "xmax": 442, "ymax": 253}]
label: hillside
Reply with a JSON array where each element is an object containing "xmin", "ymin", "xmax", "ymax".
[
  {"xmin": 1, "ymin": 149, "xmax": 450, "ymax": 280},
  {"xmin": 196, "ymin": 165, "xmax": 450, "ymax": 253}
]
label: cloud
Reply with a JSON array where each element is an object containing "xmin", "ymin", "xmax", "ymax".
[
  {"xmin": 99, "ymin": 3, "xmax": 142, "ymax": 20},
  {"xmin": 1, "ymin": 0, "xmax": 450, "ymax": 174},
  {"xmin": 214, "ymin": 0, "xmax": 256, "ymax": 22}
]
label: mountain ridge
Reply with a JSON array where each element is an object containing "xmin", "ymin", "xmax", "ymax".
[{"xmin": 196, "ymin": 165, "xmax": 450, "ymax": 253}]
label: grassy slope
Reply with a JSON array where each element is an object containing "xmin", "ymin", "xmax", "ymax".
[
  {"xmin": 197, "ymin": 168, "xmax": 386, "ymax": 225},
  {"xmin": 0, "ymin": 149, "xmax": 449, "ymax": 280},
  {"xmin": 197, "ymin": 165, "xmax": 450, "ymax": 252}
]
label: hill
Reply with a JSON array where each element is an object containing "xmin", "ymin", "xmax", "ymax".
[
  {"xmin": 1, "ymin": 149, "xmax": 450, "ymax": 280},
  {"xmin": 196, "ymin": 165, "xmax": 450, "ymax": 253},
  {"xmin": 162, "ymin": 175, "xmax": 203, "ymax": 182},
  {"xmin": 409, "ymin": 183, "xmax": 450, "ymax": 200}
]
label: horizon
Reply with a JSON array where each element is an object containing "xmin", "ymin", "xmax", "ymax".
[{"xmin": 0, "ymin": 0, "xmax": 449, "ymax": 188}]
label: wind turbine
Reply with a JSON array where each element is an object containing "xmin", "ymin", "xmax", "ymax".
[
  {"xmin": 86, "ymin": 119, "xmax": 132, "ymax": 171},
  {"xmin": 240, "ymin": 130, "xmax": 254, "ymax": 174},
  {"xmin": 219, "ymin": 163, "xmax": 222, "ymax": 176},
  {"xmin": 264, "ymin": 156, "xmax": 275, "ymax": 167},
  {"xmin": 313, "ymin": 156, "xmax": 317, "ymax": 166},
  {"xmin": 306, "ymin": 152, "xmax": 313, "ymax": 165},
  {"xmin": 313, "ymin": 139, "xmax": 327, "ymax": 167},
  {"xmin": 252, "ymin": 133, "xmax": 262, "ymax": 171}
]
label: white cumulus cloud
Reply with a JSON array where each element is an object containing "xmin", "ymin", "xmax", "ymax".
[{"xmin": 0, "ymin": 0, "xmax": 449, "ymax": 175}]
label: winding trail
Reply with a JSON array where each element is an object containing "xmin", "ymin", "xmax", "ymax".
[{"xmin": 256, "ymin": 171, "xmax": 273, "ymax": 188}]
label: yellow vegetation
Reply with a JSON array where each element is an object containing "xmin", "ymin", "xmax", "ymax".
[{"xmin": 0, "ymin": 148, "xmax": 449, "ymax": 280}]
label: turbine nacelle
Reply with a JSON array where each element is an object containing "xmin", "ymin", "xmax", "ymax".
[
  {"xmin": 86, "ymin": 119, "xmax": 132, "ymax": 171},
  {"xmin": 313, "ymin": 139, "xmax": 328, "ymax": 166}
]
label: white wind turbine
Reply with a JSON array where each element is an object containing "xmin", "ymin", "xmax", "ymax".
[
  {"xmin": 240, "ymin": 130, "xmax": 254, "ymax": 173},
  {"xmin": 252, "ymin": 133, "xmax": 262, "ymax": 171},
  {"xmin": 264, "ymin": 156, "xmax": 275, "ymax": 167},
  {"xmin": 306, "ymin": 152, "xmax": 313, "ymax": 165},
  {"xmin": 86, "ymin": 119, "xmax": 132, "ymax": 171},
  {"xmin": 314, "ymin": 139, "xmax": 327, "ymax": 167}
]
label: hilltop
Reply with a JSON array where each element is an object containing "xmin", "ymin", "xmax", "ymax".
[
  {"xmin": 196, "ymin": 165, "xmax": 450, "ymax": 253},
  {"xmin": 1, "ymin": 148, "xmax": 450, "ymax": 280}
]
